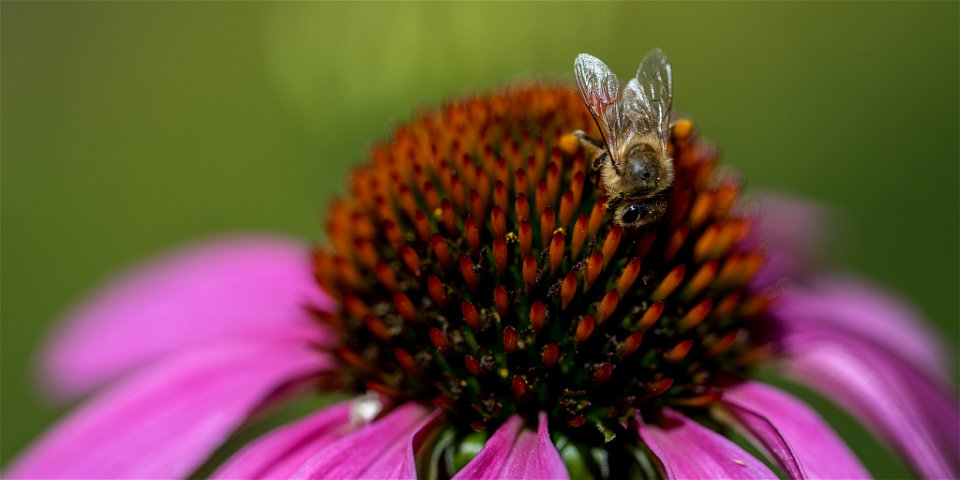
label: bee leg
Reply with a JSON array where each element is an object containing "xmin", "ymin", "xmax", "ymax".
[
  {"xmin": 572, "ymin": 130, "xmax": 623, "ymax": 177},
  {"xmin": 587, "ymin": 151, "xmax": 608, "ymax": 187},
  {"xmin": 592, "ymin": 150, "xmax": 609, "ymax": 172},
  {"xmin": 573, "ymin": 131, "xmax": 605, "ymax": 163},
  {"xmin": 573, "ymin": 130, "xmax": 604, "ymax": 149},
  {"xmin": 574, "ymin": 131, "xmax": 610, "ymax": 182}
]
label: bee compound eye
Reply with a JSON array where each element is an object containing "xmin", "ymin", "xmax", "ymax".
[{"xmin": 621, "ymin": 204, "xmax": 644, "ymax": 224}]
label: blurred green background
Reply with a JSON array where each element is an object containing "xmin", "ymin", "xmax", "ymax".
[{"xmin": 2, "ymin": 2, "xmax": 957, "ymax": 476}]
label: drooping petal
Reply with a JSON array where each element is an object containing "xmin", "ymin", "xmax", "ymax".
[
  {"xmin": 364, "ymin": 408, "xmax": 445, "ymax": 479},
  {"xmin": 637, "ymin": 408, "xmax": 777, "ymax": 479},
  {"xmin": 292, "ymin": 402, "xmax": 441, "ymax": 479},
  {"xmin": 719, "ymin": 381, "xmax": 869, "ymax": 479},
  {"xmin": 42, "ymin": 235, "xmax": 334, "ymax": 399},
  {"xmin": 748, "ymin": 193, "xmax": 830, "ymax": 287},
  {"xmin": 453, "ymin": 414, "xmax": 568, "ymax": 479},
  {"xmin": 498, "ymin": 412, "xmax": 569, "ymax": 479},
  {"xmin": 774, "ymin": 275, "xmax": 950, "ymax": 385},
  {"xmin": 781, "ymin": 330, "xmax": 960, "ymax": 479},
  {"xmin": 212, "ymin": 400, "xmax": 354, "ymax": 479},
  {"xmin": 452, "ymin": 416, "xmax": 524, "ymax": 479},
  {"xmin": 5, "ymin": 340, "xmax": 330, "ymax": 479}
]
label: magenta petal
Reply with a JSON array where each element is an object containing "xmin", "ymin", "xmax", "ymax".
[
  {"xmin": 749, "ymin": 193, "xmax": 830, "ymax": 287},
  {"xmin": 773, "ymin": 275, "xmax": 950, "ymax": 385},
  {"xmin": 454, "ymin": 413, "xmax": 568, "ymax": 479},
  {"xmin": 782, "ymin": 330, "xmax": 960, "ymax": 478},
  {"xmin": 452, "ymin": 416, "xmax": 524, "ymax": 479},
  {"xmin": 42, "ymin": 235, "xmax": 334, "ymax": 400},
  {"xmin": 721, "ymin": 381, "xmax": 869, "ymax": 479},
  {"xmin": 637, "ymin": 408, "xmax": 777, "ymax": 479},
  {"xmin": 291, "ymin": 402, "xmax": 438, "ymax": 479},
  {"xmin": 5, "ymin": 340, "xmax": 330, "ymax": 479},
  {"xmin": 499, "ymin": 412, "xmax": 569, "ymax": 479},
  {"xmin": 212, "ymin": 400, "xmax": 354, "ymax": 479},
  {"xmin": 365, "ymin": 408, "xmax": 445, "ymax": 478}
]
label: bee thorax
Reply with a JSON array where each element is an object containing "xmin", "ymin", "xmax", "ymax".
[{"xmin": 627, "ymin": 158, "xmax": 659, "ymax": 184}]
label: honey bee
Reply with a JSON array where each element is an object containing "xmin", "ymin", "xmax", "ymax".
[{"xmin": 573, "ymin": 49, "xmax": 675, "ymax": 228}]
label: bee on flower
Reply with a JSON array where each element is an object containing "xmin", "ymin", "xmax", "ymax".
[
  {"xmin": 5, "ymin": 51, "xmax": 958, "ymax": 480},
  {"xmin": 573, "ymin": 49, "xmax": 675, "ymax": 229}
]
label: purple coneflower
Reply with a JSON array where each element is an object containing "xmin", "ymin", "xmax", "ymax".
[{"xmin": 6, "ymin": 85, "xmax": 958, "ymax": 479}]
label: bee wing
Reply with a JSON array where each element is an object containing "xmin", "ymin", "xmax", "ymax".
[
  {"xmin": 623, "ymin": 48, "xmax": 673, "ymax": 138},
  {"xmin": 574, "ymin": 53, "xmax": 625, "ymax": 149}
]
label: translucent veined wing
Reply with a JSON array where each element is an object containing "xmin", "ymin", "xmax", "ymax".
[
  {"xmin": 574, "ymin": 53, "xmax": 625, "ymax": 150},
  {"xmin": 623, "ymin": 48, "xmax": 673, "ymax": 138}
]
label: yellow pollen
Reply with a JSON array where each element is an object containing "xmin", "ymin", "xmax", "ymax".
[
  {"xmin": 558, "ymin": 132, "xmax": 581, "ymax": 155},
  {"xmin": 673, "ymin": 118, "xmax": 693, "ymax": 138}
]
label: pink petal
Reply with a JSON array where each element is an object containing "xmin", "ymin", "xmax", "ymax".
[
  {"xmin": 781, "ymin": 330, "xmax": 959, "ymax": 478},
  {"xmin": 720, "ymin": 381, "xmax": 869, "ymax": 479},
  {"xmin": 452, "ymin": 416, "xmax": 523, "ymax": 479},
  {"xmin": 637, "ymin": 408, "xmax": 777, "ymax": 479},
  {"xmin": 213, "ymin": 400, "xmax": 354, "ymax": 479},
  {"xmin": 748, "ymin": 193, "xmax": 831, "ymax": 287},
  {"xmin": 292, "ymin": 402, "xmax": 440, "ymax": 479},
  {"xmin": 773, "ymin": 275, "xmax": 950, "ymax": 385},
  {"xmin": 5, "ymin": 340, "xmax": 330, "ymax": 479},
  {"xmin": 499, "ymin": 412, "xmax": 569, "ymax": 479},
  {"xmin": 365, "ymin": 408, "xmax": 445, "ymax": 478},
  {"xmin": 454, "ymin": 413, "xmax": 568, "ymax": 480},
  {"xmin": 42, "ymin": 235, "xmax": 333, "ymax": 400}
]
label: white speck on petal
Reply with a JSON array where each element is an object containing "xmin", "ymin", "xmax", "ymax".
[{"xmin": 349, "ymin": 392, "xmax": 384, "ymax": 427}]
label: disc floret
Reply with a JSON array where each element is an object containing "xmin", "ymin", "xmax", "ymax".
[{"xmin": 312, "ymin": 85, "xmax": 774, "ymax": 447}]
